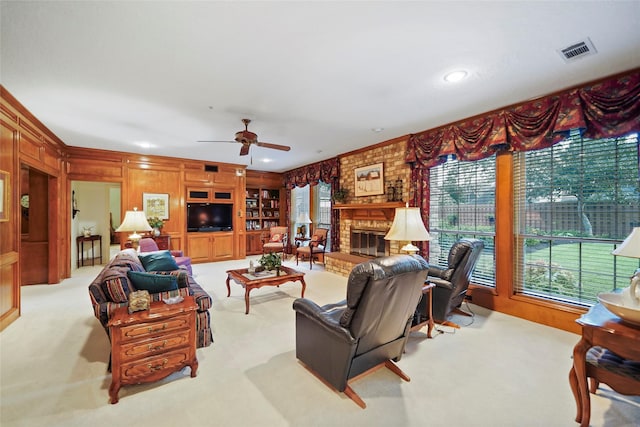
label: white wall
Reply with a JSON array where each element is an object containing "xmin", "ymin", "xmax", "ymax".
[{"xmin": 71, "ymin": 181, "xmax": 120, "ymax": 269}]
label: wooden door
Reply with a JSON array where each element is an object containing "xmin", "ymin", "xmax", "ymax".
[{"xmin": 21, "ymin": 167, "xmax": 48, "ymax": 285}]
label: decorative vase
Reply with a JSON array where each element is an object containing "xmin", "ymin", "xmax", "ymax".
[
  {"xmin": 83, "ymin": 230, "xmax": 91, "ymax": 238},
  {"xmin": 153, "ymin": 227, "xmax": 161, "ymax": 237}
]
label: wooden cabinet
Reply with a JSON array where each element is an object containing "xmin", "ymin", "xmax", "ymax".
[
  {"xmin": 187, "ymin": 232, "xmax": 234, "ymax": 263},
  {"xmin": 186, "ymin": 187, "xmax": 234, "ymax": 203},
  {"xmin": 246, "ymin": 232, "xmax": 264, "ymax": 255},
  {"xmin": 151, "ymin": 235, "xmax": 170, "ymax": 250},
  {"xmin": 245, "ymin": 187, "xmax": 284, "ymax": 255},
  {"xmin": 107, "ymin": 297, "xmax": 198, "ymax": 404}
]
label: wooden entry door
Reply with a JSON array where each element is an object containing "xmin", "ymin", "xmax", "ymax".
[{"xmin": 20, "ymin": 167, "xmax": 49, "ymax": 285}]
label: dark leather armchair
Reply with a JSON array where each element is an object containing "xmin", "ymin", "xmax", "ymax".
[
  {"xmin": 292, "ymin": 254, "xmax": 429, "ymax": 408},
  {"xmin": 416, "ymin": 238, "xmax": 484, "ymax": 328}
]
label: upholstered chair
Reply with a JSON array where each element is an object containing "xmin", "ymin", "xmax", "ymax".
[
  {"xmin": 138, "ymin": 237, "xmax": 193, "ymax": 275},
  {"xmin": 293, "ymin": 254, "xmax": 429, "ymax": 408},
  {"xmin": 295, "ymin": 227, "xmax": 328, "ymax": 269},
  {"xmin": 569, "ymin": 346, "xmax": 640, "ymax": 427},
  {"xmin": 415, "ymin": 238, "xmax": 484, "ymax": 328},
  {"xmin": 262, "ymin": 226, "xmax": 288, "ymax": 258}
]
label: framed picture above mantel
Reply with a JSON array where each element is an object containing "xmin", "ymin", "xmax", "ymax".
[{"xmin": 354, "ymin": 163, "xmax": 384, "ymax": 197}]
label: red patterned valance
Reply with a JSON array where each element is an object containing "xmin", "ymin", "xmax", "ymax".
[
  {"xmin": 283, "ymin": 157, "xmax": 339, "ymax": 189},
  {"xmin": 406, "ymin": 70, "xmax": 640, "ymax": 167}
]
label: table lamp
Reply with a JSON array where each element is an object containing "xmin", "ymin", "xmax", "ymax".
[
  {"xmin": 116, "ymin": 207, "xmax": 152, "ymax": 249},
  {"xmin": 612, "ymin": 227, "xmax": 640, "ymax": 302},
  {"xmin": 384, "ymin": 203, "xmax": 431, "ymax": 254},
  {"xmin": 296, "ymin": 212, "xmax": 312, "ymax": 237}
]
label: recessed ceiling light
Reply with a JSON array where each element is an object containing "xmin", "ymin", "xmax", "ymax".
[
  {"xmin": 444, "ymin": 70, "xmax": 468, "ymax": 83},
  {"xmin": 134, "ymin": 141, "xmax": 153, "ymax": 149},
  {"xmin": 372, "ymin": 128, "xmax": 384, "ymax": 133},
  {"xmin": 261, "ymin": 158, "xmax": 273, "ymax": 163}
]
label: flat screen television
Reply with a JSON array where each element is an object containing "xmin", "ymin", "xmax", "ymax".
[{"xmin": 187, "ymin": 203, "xmax": 233, "ymax": 232}]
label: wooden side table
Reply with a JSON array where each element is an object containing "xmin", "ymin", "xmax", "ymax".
[
  {"xmin": 568, "ymin": 303, "xmax": 640, "ymax": 427},
  {"xmin": 76, "ymin": 234, "xmax": 102, "ymax": 267},
  {"xmin": 107, "ymin": 296, "xmax": 198, "ymax": 404},
  {"xmin": 410, "ymin": 281, "xmax": 436, "ymax": 338}
]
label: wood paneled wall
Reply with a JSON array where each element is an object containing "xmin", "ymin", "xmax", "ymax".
[
  {"xmin": 66, "ymin": 147, "xmax": 248, "ymax": 257},
  {"xmin": 1, "ymin": 86, "xmax": 251, "ymax": 331},
  {"xmin": 1, "ymin": 86, "xmax": 69, "ymax": 330}
]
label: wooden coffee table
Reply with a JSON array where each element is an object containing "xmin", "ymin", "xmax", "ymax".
[{"xmin": 226, "ymin": 266, "xmax": 306, "ymax": 314}]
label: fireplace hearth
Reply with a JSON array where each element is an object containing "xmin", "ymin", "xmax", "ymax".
[{"xmin": 350, "ymin": 227, "xmax": 390, "ymax": 258}]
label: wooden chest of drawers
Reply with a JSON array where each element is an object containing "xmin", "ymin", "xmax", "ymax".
[{"xmin": 107, "ymin": 296, "xmax": 198, "ymax": 404}]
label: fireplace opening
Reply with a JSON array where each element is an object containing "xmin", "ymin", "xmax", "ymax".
[{"xmin": 350, "ymin": 227, "xmax": 390, "ymax": 258}]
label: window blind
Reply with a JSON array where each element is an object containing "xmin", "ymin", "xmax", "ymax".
[
  {"xmin": 513, "ymin": 133, "xmax": 640, "ymax": 305},
  {"xmin": 429, "ymin": 155, "xmax": 496, "ymax": 287}
]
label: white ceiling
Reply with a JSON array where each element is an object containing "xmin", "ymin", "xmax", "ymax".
[{"xmin": 2, "ymin": 1, "xmax": 639, "ymax": 173}]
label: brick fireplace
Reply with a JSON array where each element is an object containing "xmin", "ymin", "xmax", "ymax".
[{"xmin": 325, "ymin": 202, "xmax": 403, "ymax": 276}]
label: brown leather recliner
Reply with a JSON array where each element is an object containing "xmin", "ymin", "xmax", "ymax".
[
  {"xmin": 292, "ymin": 254, "xmax": 429, "ymax": 408},
  {"xmin": 416, "ymin": 238, "xmax": 484, "ymax": 327}
]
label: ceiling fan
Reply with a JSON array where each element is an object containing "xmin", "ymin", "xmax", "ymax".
[{"xmin": 198, "ymin": 118, "xmax": 291, "ymax": 156}]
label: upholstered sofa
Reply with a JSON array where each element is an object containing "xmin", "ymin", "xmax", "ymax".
[{"xmin": 88, "ymin": 249, "xmax": 213, "ymax": 348}]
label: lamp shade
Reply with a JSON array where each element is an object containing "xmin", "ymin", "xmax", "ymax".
[
  {"xmin": 612, "ymin": 227, "xmax": 640, "ymax": 258},
  {"xmin": 296, "ymin": 213, "xmax": 312, "ymax": 224},
  {"xmin": 384, "ymin": 204, "xmax": 431, "ymax": 253},
  {"xmin": 115, "ymin": 208, "xmax": 152, "ymax": 242}
]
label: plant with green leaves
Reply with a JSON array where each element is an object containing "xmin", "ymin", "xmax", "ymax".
[
  {"xmin": 258, "ymin": 252, "xmax": 282, "ymax": 271},
  {"xmin": 147, "ymin": 216, "xmax": 164, "ymax": 229},
  {"xmin": 332, "ymin": 188, "xmax": 349, "ymax": 203}
]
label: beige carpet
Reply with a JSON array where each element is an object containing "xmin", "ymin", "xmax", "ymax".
[{"xmin": 1, "ymin": 255, "xmax": 639, "ymax": 427}]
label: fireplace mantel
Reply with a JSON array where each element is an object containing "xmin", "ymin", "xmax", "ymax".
[{"xmin": 333, "ymin": 202, "xmax": 404, "ymax": 221}]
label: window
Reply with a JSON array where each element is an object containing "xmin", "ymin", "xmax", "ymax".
[
  {"xmin": 313, "ymin": 182, "xmax": 332, "ymax": 251},
  {"xmin": 429, "ymin": 155, "xmax": 496, "ymax": 286},
  {"xmin": 514, "ymin": 132, "xmax": 640, "ymax": 305},
  {"xmin": 291, "ymin": 185, "xmax": 310, "ymax": 238}
]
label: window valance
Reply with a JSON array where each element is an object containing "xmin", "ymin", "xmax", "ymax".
[
  {"xmin": 283, "ymin": 157, "xmax": 339, "ymax": 189},
  {"xmin": 406, "ymin": 70, "xmax": 640, "ymax": 168}
]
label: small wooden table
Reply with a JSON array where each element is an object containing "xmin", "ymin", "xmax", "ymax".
[
  {"xmin": 569, "ymin": 303, "xmax": 640, "ymax": 427},
  {"xmin": 410, "ymin": 281, "xmax": 436, "ymax": 338},
  {"xmin": 76, "ymin": 234, "xmax": 102, "ymax": 267},
  {"xmin": 226, "ymin": 266, "xmax": 306, "ymax": 314},
  {"xmin": 107, "ymin": 296, "xmax": 198, "ymax": 404}
]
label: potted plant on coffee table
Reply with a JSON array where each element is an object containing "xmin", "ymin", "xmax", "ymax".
[{"xmin": 258, "ymin": 252, "xmax": 282, "ymax": 275}]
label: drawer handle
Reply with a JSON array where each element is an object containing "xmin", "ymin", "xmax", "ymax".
[
  {"xmin": 147, "ymin": 323, "xmax": 168, "ymax": 333},
  {"xmin": 148, "ymin": 359, "xmax": 168, "ymax": 371},
  {"xmin": 148, "ymin": 340, "xmax": 168, "ymax": 352}
]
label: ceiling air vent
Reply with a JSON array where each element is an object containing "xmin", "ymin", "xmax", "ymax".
[
  {"xmin": 558, "ymin": 38, "xmax": 597, "ymax": 62},
  {"xmin": 204, "ymin": 164, "xmax": 218, "ymax": 172}
]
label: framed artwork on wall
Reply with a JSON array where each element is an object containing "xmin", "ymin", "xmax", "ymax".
[
  {"xmin": 0, "ymin": 170, "xmax": 8, "ymax": 222},
  {"xmin": 143, "ymin": 193, "xmax": 169, "ymax": 220},
  {"xmin": 354, "ymin": 163, "xmax": 384, "ymax": 197}
]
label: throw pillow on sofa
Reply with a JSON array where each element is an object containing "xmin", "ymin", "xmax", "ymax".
[
  {"xmin": 127, "ymin": 271, "xmax": 179, "ymax": 293},
  {"xmin": 138, "ymin": 250, "xmax": 179, "ymax": 272},
  {"xmin": 147, "ymin": 270, "xmax": 190, "ymax": 288}
]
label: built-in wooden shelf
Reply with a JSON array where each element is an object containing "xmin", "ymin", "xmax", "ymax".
[{"xmin": 332, "ymin": 202, "xmax": 404, "ymax": 221}]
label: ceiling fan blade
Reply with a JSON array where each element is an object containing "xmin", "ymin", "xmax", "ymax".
[
  {"xmin": 239, "ymin": 144, "xmax": 250, "ymax": 156},
  {"xmin": 196, "ymin": 140, "xmax": 236, "ymax": 143},
  {"xmin": 256, "ymin": 141, "xmax": 291, "ymax": 152}
]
